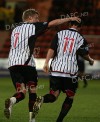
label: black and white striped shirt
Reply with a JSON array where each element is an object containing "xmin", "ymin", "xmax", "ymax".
[
  {"xmin": 50, "ymin": 28, "xmax": 88, "ymax": 77},
  {"xmin": 8, "ymin": 22, "xmax": 48, "ymax": 67}
]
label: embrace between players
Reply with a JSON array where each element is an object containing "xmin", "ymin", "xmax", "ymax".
[{"xmin": 4, "ymin": 9, "xmax": 94, "ymax": 122}]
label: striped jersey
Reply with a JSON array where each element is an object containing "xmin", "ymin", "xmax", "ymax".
[
  {"xmin": 50, "ymin": 28, "xmax": 88, "ymax": 77},
  {"xmin": 8, "ymin": 22, "xmax": 48, "ymax": 68}
]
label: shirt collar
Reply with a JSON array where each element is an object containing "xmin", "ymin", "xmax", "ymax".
[{"xmin": 70, "ymin": 28, "xmax": 77, "ymax": 31}]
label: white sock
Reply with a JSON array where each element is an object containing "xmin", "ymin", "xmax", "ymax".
[
  {"xmin": 29, "ymin": 112, "xmax": 33, "ymax": 120},
  {"xmin": 10, "ymin": 97, "xmax": 16, "ymax": 105},
  {"xmin": 31, "ymin": 118, "xmax": 35, "ymax": 122},
  {"xmin": 29, "ymin": 112, "xmax": 35, "ymax": 122}
]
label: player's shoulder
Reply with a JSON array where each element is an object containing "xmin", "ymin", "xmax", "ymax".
[
  {"xmin": 13, "ymin": 22, "xmax": 48, "ymax": 29},
  {"xmin": 57, "ymin": 28, "xmax": 79, "ymax": 33},
  {"xmin": 32, "ymin": 22, "xmax": 48, "ymax": 25},
  {"xmin": 57, "ymin": 28, "xmax": 80, "ymax": 36},
  {"xmin": 68, "ymin": 28, "xmax": 83, "ymax": 36},
  {"xmin": 69, "ymin": 28, "xmax": 85, "ymax": 39},
  {"xmin": 12, "ymin": 22, "xmax": 34, "ymax": 31},
  {"xmin": 57, "ymin": 29, "xmax": 69, "ymax": 35}
]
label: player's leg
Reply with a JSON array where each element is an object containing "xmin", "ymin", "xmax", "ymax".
[
  {"xmin": 82, "ymin": 73, "xmax": 88, "ymax": 88},
  {"xmin": 79, "ymin": 71, "xmax": 88, "ymax": 88},
  {"xmin": 4, "ymin": 67, "xmax": 26, "ymax": 119},
  {"xmin": 56, "ymin": 77, "xmax": 78, "ymax": 122},
  {"xmin": 33, "ymin": 76, "xmax": 61, "ymax": 116},
  {"xmin": 43, "ymin": 76, "xmax": 61, "ymax": 103},
  {"xmin": 26, "ymin": 67, "xmax": 38, "ymax": 122},
  {"xmin": 28, "ymin": 81, "xmax": 37, "ymax": 122},
  {"xmin": 78, "ymin": 60, "xmax": 88, "ymax": 88},
  {"xmin": 83, "ymin": 77, "xmax": 88, "ymax": 88}
]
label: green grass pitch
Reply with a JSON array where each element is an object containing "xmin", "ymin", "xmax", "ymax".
[{"xmin": 0, "ymin": 77, "xmax": 100, "ymax": 122}]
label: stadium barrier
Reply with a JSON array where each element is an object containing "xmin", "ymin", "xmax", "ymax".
[{"xmin": 0, "ymin": 58, "xmax": 100, "ymax": 80}]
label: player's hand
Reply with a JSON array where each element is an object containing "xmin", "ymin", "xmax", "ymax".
[
  {"xmin": 89, "ymin": 58, "xmax": 94, "ymax": 65},
  {"xmin": 43, "ymin": 63, "xmax": 49, "ymax": 73},
  {"xmin": 69, "ymin": 17, "xmax": 81, "ymax": 23}
]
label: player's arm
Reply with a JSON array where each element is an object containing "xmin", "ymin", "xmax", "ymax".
[
  {"xmin": 43, "ymin": 34, "xmax": 58, "ymax": 73},
  {"xmin": 77, "ymin": 38, "xmax": 94, "ymax": 66},
  {"xmin": 43, "ymin": 49, "xmax": 54, "ymax": 73},
  {"xmin": 48, "ymin": 17, "xmax": 81, "ymax": 28},
  {"xmin": 35, "ymin": 17, "xmax": 81, "ymax": 35},
  {"xmin": 82, "ymin": 54, "xmax": 94, "ymax": 65}
]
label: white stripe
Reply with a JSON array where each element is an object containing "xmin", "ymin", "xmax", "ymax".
[
  {"xmin": 51, "ymin": 29, "xmax": 84, "ymax": 75},
  {"xmin": 51, "ymin": 72, "xmax": 77, "ymax": 78},
  {"xmin": 8, "ymin": 24, "xmax": 36, "ymax": 67}
]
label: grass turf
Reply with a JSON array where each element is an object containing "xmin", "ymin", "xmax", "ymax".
[{"xmin": 0, "ymin": 77, "xmax": 100, "ymax": 122}]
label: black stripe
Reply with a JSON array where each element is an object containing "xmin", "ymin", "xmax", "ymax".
[
  {"xmin": 14, "ymin": 27, "xmax": 20, "ymax": 65},
  {"xmin": 17, "ymin": 26, "xmax": 21, "ymax": 64},
  {"xmin": 53, "ymin": 32, "xmax": 60, "ymax": 71},
  {"xmin": 23, "ymin": 24, "xmax": 27, "ymax": 50},
  {"xmin": 63, "ymin": 30, "xmax": 69, "ymax": 72},
  {"xmin": 66, "ymin": 30, "xmax": 72, "ymax": 72},
  {"xmin": 22, "ymin": 24, "xmax": 30, "ymax": 64},
  {"xmin": 24, "ymin": 34, "xmax": 36, "ymax": 65},
  {"xmin": 59, "ymin": 30, "xmax": 65, "ymax": 71},
  {"xmin": 77, "ymin": 34, "xmax": 83, "ymax": 45},
  {"xmin": 73, "ymin": 32, "xmax": 78, "ymax": 73},
  {"xmin": 60, "ymin": 30, "xmax": 66, "ymax": 72},
  {"xmin": 70, "ymin": 31, "xmax": 76, "ymax": 73}
]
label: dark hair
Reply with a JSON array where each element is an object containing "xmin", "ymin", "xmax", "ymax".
[
  {"xmin": 22, "ymin": 9, "xmax": 39, "ymax": 21},
  {"xmin": 70, "ymin": 19, "xmax": 83, "ymax": 27}
]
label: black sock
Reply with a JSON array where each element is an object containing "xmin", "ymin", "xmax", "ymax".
[
  {"xmin": 43, "ymin": 94, "xmax": 56, "ymax": 103},
  {"xmin": 29, "ymin": 93, "xmax": 37, "ymax": 112},
  {"xmin": 56, "ymin": 97, "xmax": 73, "ymax": 122},
  {"xmin": 13, "ymin": 92, "xmax": 25, "ymax": 103},
  {"xmin": 83, "ymin": 79, "xmax": 88, "ymax": 86}
]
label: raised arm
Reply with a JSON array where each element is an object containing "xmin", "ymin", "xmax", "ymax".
[{"xmin": 48, "ymin": 17, "xmax": 81, "ymax": 28}]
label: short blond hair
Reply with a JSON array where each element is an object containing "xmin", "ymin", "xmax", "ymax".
[{"xmin": 22, "ymin": 9, "xmax": 39, "ymax": 21}]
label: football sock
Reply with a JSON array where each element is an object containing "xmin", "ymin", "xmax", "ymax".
[
  {"xmin": 56, "ymin": 97, "xmax": 73, "ymax": 122},
  {"xmin": 29, "ymin": 93, "xmax": 37, "ymax": 112},
  {"xmin": 10, "ymin": 97, "xmax": 16, "ymax": 105},
  {"xmin": 43, "ymin": 94, "xmax": 56, "ymax": 103},
  {"xmin": 83, "ymin": 78, "xmax": 88, "ymax": 87},
  {"xmin": 29, "ymin": 112, "xmax": 35, "ymax": 121},
  {"xmin": 13, "ymin": 92, "xmax": 25, "ymax": 103}
]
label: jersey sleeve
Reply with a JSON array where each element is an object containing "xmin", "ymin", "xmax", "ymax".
[
  {"xmin": 50, "ymin": 33, "xmax": 58, "ymax": 51},
  {"xmin": 77, "ymin": 38, "xmax": 89, "ymax": 56},
  {"xmin": 34, "ymin": 22, "xmax": 48, "ymax": 35}
]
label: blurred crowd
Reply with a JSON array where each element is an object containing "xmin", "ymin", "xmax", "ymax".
[
  {"xmin": 0, "ymin": 6, "xmax": 14, "ymax": 29},
  {"xmin": 0, "ymin": 0, "xmax": 100, "ymax": 30},
  {"xmin": 49, "ymin": 0, "xmax": 100, "ymax": 26},
  {"xmin": 0, "ymin": 0, "xmax": 100, "ymax": 59}
]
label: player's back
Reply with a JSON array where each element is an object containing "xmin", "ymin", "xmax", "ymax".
[
  {"xmin": 11, "ymin": 23, "xmax": 35, "ymax": 49},
  {"xmin": 51, "ymin": 28, "xmax": 84, "ymax": 75},
  {"xmin": 8, "ymin": 23, "xmax": 36, "ymax": 67}
]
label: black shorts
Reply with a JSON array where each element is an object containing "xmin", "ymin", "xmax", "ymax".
[
  {"xmin": 50, "ymin": 76, "xmax": 78, "ymax": 95},
  {"xmin": 8, "ymin": 65, "xmax": 38, "ymax": 88}
]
